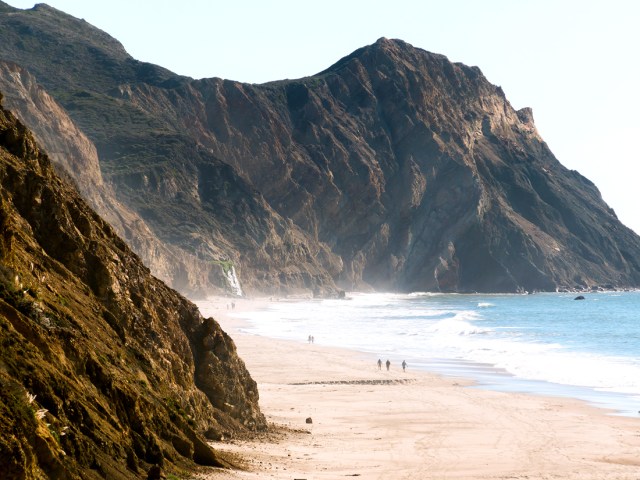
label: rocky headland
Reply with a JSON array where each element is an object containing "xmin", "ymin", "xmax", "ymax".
[
  {"xmin": 2, "ymin": 3, "xmax": 640, "ymax": 295},
  {"xmin": 2, "ymin": 1, "xmax": 640, "ymax": 479}
]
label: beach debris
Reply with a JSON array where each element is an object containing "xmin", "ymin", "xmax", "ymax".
[{"xmin": 305, "ymin": 417, "xmax": 313, "ymax": 424}]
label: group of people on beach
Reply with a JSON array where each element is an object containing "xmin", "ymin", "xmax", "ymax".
[
  {"xmin": 378, "ymin": 358, "xmax": 407, "ymax": 372},
  {"xmin": 304, "ymin": 334, "xmax": 406, "ymax": 372}
]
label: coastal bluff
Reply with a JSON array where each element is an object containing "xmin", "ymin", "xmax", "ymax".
[
  {"xmin": 0, "ymin": 96, "xmax": 264, "ymax": 479},
  {"xmin": 2, "ymin": 3, "xmax": 640, "ymax": 295}
]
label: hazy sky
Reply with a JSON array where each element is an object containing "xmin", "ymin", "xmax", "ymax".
[{"xmin": 7, "ymin": 1, "xmax": 640, "ymax": 233}]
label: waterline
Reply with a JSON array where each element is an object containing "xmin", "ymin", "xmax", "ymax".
[{"xmin": 213, "ymin": 291, "xmax": 640, "ymax": 417}]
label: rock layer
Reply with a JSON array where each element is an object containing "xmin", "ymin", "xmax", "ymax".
[{"xmin": 0, "ymin": 97, "xmax": 264, "ymax": 479}]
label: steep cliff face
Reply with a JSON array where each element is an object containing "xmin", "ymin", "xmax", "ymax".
[
  {"xmin": 304, "ymin": 38, "xmax": 640, "ymax": 292},
  {"xmin": 0, "ymin": 3, "xmax": 341, "ymax": 297},
  {"xmin": 109, "ymin": 38, "xmax": 640, "ymax": 292},
  {"xmin": 0, "ymin": 60, "xmax": 283, "ymax": 297},
  {"xmin": 0, "ymin": 98, "xmax": 264, "ymax": 479},
  {"xmin": 1, "ymin": 3, "xmax": 640, "ymax": 293}
]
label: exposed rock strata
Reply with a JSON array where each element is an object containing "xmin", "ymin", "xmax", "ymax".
[
  {"xmin": 0, "ymin": 97, "xmax": 264, "ymax": 479},
  {"xmin": 1, "ymin": 3, "xmax": 640, "ymax": 293}
]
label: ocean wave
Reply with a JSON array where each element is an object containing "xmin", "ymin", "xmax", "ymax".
[
  {"xmin": 483, "ymin": 349, "xmax": 640, "ymax": 395},
  {"xmin": 428, "ymin": 314, "xmax": 488, "ymax": 336},
  {"xmin": 408, "ymin": 291, "xmax": 444, "ymax": 297},
  {"xmin": 198, "ymin": 292, "xmax": 640, "ymax": 399}
]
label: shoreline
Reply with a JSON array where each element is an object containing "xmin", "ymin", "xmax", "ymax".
[
  {"xmin": 197, "ymin": 296, "xmax": 640, "ymax": 479},
  {"xmin": 203, "ymin": 296, "xmax": 640, "ymax": 418},
  {"xmin": 419, "ymin": 357, "xmax": 640, "ymax": 418}
]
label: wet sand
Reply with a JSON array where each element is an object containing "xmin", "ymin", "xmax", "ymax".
[{"xmin": 198, "ymin": 297, "xmax": 640, "ymax": 479}]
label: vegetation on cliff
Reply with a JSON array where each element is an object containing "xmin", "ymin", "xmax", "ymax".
[{"xmin": 0, "ymin": 95, "xmax": 264, "ymax": 479}]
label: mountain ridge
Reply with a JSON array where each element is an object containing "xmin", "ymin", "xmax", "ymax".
[{"xmin": 1, "ymin": 4, "xmax": 639, "ymax": 293}]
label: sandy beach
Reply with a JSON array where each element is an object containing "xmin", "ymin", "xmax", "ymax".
[{"xmin": 199, "ymin": 297, "xmax": 640, "ymax": 480}]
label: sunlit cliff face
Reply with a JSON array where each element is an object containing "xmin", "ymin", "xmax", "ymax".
[{"xmin": 0, "ymin": 100, "xmax": 264, "ymax": 479}]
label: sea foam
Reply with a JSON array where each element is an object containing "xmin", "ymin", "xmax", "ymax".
[{"xmin": 208, "ymin": 291, "xmax": 640, "ymax": 414}]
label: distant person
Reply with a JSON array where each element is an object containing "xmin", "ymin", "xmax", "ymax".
[
  {"xmin": 311, "ymin": 335, "xmax": 315, "ymax": 344},
  {"xmin": 402, "ymin": 360, "xmax": 407, "ymax": 372},
  {"xmin": 386, "ymin": 359, "xmax": 390, "ymax": 371},
  {"xmin": 377, "ymin": 359, "xmax": 382, "ymax": 370}
]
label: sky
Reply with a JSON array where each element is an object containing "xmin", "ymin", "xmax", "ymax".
[{"xmin": 6, "ymin": 0, "xmax": 640, "ymax": 233}]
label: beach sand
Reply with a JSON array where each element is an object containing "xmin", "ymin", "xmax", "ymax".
[{"xmin": 199, "ymin": 297, "xmax": 640, "ymax": 479}]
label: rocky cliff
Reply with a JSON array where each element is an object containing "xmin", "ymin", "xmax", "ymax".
[
  {"xmin": 0, "ymin": 59, "xmax": 289, "ymax": 298},
  {"xmin": 1, "ymin": 3, "xmax": 640, "ymax": 293},
  {"xmin": 0, "ymin": 2, "xmax": 341, "ymax": 297},
  {"xmin": 0, "ymin": 97, "xmax": 264, "ymax": 479}
]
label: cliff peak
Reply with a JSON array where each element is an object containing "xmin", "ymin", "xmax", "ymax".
[
  {"xmin": 373, "ymin": 36, "xmax": 401, "ymax": 47},
  {"xmin": 320, "ymin": 36, "xmax": 454, "ymax": 80},
  {"xmin": 0, "ymin": 0, "xmax": 16, "ymax": 13},
  {"xmin": 373, "ymin": 36, "xmax": 414, "ymax": 49}
]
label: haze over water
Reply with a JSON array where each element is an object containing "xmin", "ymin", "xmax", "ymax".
[{"xmin": 218, "ymin": 291, "xmax": 640, "ymax": 416}]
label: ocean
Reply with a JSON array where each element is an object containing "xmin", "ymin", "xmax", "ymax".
[{"xmin": 204, "ymin": 291, "xmax": 640, "ymax": 417}]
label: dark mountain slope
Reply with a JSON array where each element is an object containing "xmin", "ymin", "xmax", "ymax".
[
  {"xmin": 0, "ymin": 97, "xmax": 264, "ymax": 479},
  {"xmin": 1, "ymin": 3, "xmax": 639, "ymax": 293},
  {"xmin": 0, "ymin": 2, "xmax": 340, "ymax": 296},
  {"xmin": 133, "ymin": 38, "xmax": 640, "ymax": 292},
  {"xmin": 0, "ymin": 2, "xmax": 175, "ymax": 92}
]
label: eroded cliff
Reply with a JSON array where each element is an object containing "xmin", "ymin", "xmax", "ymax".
[
  {"xmin": 0, "ymin": 96, "xmax": 264, "ymax": 479},
  {"xmin": 105, "ymin": 38, "xmax": 640, "ymax": 292}
]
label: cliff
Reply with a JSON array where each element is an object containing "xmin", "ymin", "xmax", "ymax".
[
  {"xmin": 0, "ymin": 2, "xmax": 341, "ymax": 297},
  {"xmin": 0, "ymin": 97, "xmax": 264, "ymax": 479},
  {"xmin": 0, "ymin": 60, "xmax": 330, "ymax": 298},
  {"xmin": 1, "ymin": 3, "xmax": 640, "ymax": 293}
]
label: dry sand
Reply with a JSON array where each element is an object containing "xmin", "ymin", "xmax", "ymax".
[{"xmin": 199, "ymin": 297, "xmax": 640, "ymax": 480}]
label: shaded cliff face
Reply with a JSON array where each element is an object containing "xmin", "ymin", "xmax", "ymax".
[
  {"xmin": 0, "ymin": 61, "xmax": 339, "ymax": 298},
  {"xmin": 0, "ymin": 3, "xmax": 341, "ymax": 297},
  {"xmin": 197, "ymin": 37, "xmax": 640, "ymax": 293},
  {"xmin": 0, "ymin": 99, "xmax": 264, "ymax": 479},
  {"xmin": 1, "ymin": 3, "xmax": 640, "ymax": 293}
]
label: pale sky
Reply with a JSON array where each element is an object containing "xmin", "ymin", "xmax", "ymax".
[{"xmin": 6, "ymin": 0, "xmax": 640, "ymax": 234}]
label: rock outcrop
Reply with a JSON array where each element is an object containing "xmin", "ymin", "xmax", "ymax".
[
  {"xmin": 0, "ymin": 96, "xmax": 264, "ymax": 479},
  {"xmin": 1, "ymin": 3, "xmax": 640, "ymax": 293}
]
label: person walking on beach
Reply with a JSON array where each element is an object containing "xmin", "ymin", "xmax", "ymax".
[
  {"xmin": 402, "ymin": 360, "xmax": 407, "ymax": 372},
  {"xmin": 386, "ymin": 359, "xmax": 391, "ymax": 371},
  {"xmin": 377, "ymin": 359, "xmax": 382, "ymax": 370}
]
